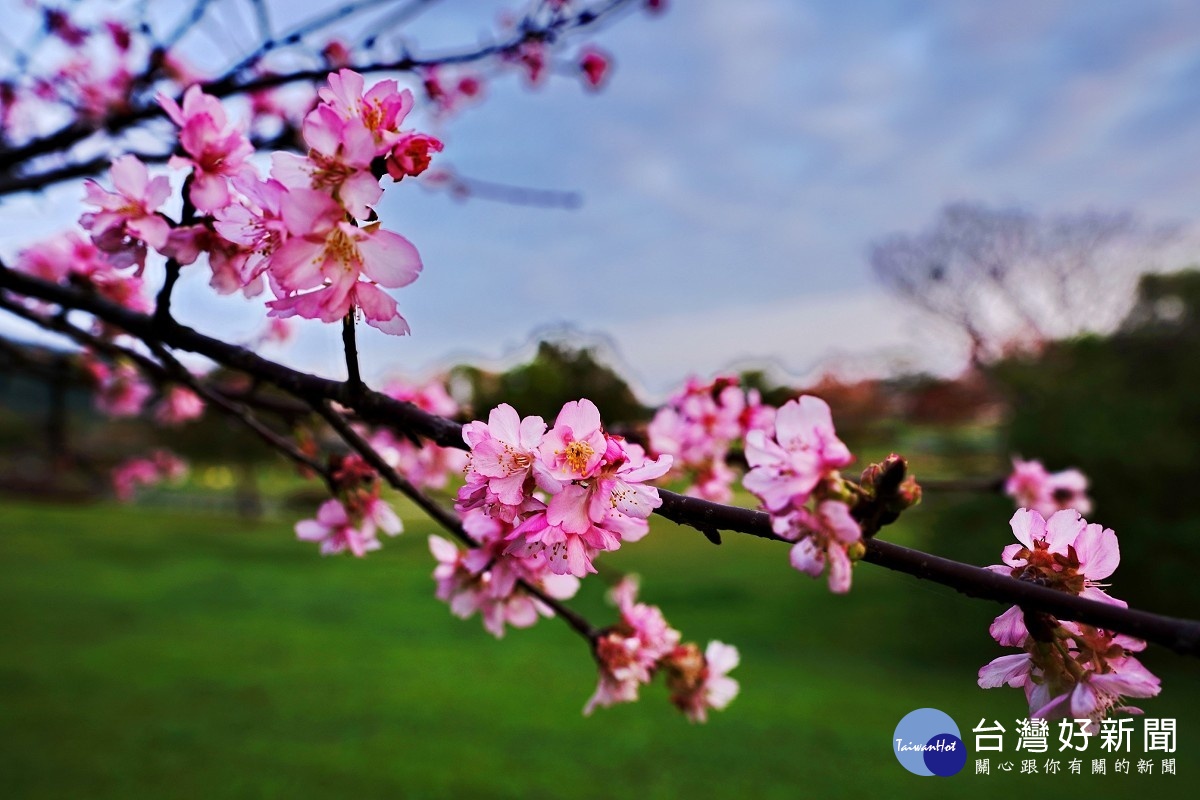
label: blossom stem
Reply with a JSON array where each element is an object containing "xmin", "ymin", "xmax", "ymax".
[{"xmin": 342, "ymin": 312, "xmax": 363, "ymax": 395}]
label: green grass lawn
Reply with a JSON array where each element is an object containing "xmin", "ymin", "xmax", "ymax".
[{"xmin": 1, "ymin": 498, "xmax": 1196, "ymax": 798}]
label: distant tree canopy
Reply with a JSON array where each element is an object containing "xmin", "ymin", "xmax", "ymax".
[
  {"xmin": 870, "ymin": 202, "xmax": 1172, "ymax": 364},
  {"xmin": 452, "ymin": 339, "xmax": 649, "ymax": 424}
]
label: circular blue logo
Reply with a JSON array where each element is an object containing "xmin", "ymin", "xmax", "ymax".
[{"xmin": 893, "ymin": 708, "xmax": 966, "ymax": 777}]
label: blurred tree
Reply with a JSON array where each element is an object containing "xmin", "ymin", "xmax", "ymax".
[
  {"xmin": 452, "ymin": 338, "xmax": 648, "ymax": 424},
  {"xmin": 870, "ymin": 202, "xmax": 1172, "ymax": 365}
]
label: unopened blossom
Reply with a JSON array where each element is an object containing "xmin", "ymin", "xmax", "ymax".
[
  {"xmin": 1006, "ymin": 458, "xmax": 1092, "ymax": 517},
  {"xmin": 80, "ymin": 155, "xmax": 171, "ymax": 270},
  {"xmin": 263, "ymin": 187, "xmax": 421, "ymax": 334},
  {"xmin": 578, "ymin": 47, "xmax": 611, "ymax": 90},
  {"xmin": 664, "ymin": 641, "xmax": 740, "ymax": 723},
  {"xmin": 386, "ymin": 132, "xmax": 443, "ymax": 181},
  {"xmin": 158, "ymin": 86, "xmax": 255, "ymax": 212}
]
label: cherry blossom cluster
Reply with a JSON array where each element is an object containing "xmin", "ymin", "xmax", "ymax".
[
  {"xmin": 295, "ymin": 454, "xmax": 402, "ymax": 557},
  {"xmin": 978, "ymin": 509, "xmax": 1160, "ymax": 729},
  {"xmin": 1005, "ymin": 457, "xmax": 1092, "ymax": 517},
  {"xmin": 647, "ymin": 375, "xmax": 775, "ymax": 502},
  {"xmin": 111, "ymin": 450, "xmax": 188, "ymax": 502},
  {"xmin": 742, "ymin": 396, "xmax": 863, "ymax": 593},
  {"xmin": 586, "ymin": 578, "xmax": 739, "ymax": 722},
  {"xmin": 13, "ymin": 70, "xmax": 437, "ymax": 337},
  {"xmin": 428, "ymin": 509, "xmax": 581, "ymax": 639},
  {"xmin": 456, "ymin": 399, "xmax": 672, "ymax": 577},
  {"xmin": 369, "ymin": 377, "xmax": 468, "ymax": 491}
]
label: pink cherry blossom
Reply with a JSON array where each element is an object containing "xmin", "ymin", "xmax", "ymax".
[
  {"xmin": 585, "ymin": 578, "xmax": 681, "ymax": 715},
  {"xmin": 665, "ymin": 641, "xmax": 740, "ymax": 723},
  {"xmin": 1005, "ymin": 458, "xmax": 1092, "ymax": 517},
  {"xmin": 457, "ymin": 403, "xmax": 547, "ymax": 517},
  {"xmin": 317, "ymin": 69, "xmax": 414, "ymax": 153},
  {"xmin": 158, "ymin": 86, "xmax": 255, "ymax": 212},
  {"xmin": 155, "ymin": 386, "xmax": 205, "ymax": 426},
  {"xmin": 85, "ymin": 359, "xmax": 151, "ymax": 417},
  {"xmin": 649, "ymin": 375, "xmax": 775, "ymax": 501},
  {"xmin": 271, "ymin": 103, "xmax": 381, "ymax": 219},
  {"xmin": 295, "ymin": 498, "xmax": 382, "ymax": 557},
  {"xmin": 537, "ymin": 398, "xmax": 607, "ymax": 481},
  {"xmin": 988, "ymin": 508, "xmax": 1122, "ymax": 606},
  {"xmin": 743, "ymin": 395, "xmax": 852, "ymax": 513},
  {"xmin": 15, "ymin": 231, "xmax": 107, "ymax": 283},
  {"xmin": 80, "ymin": 155, "xmax": 172, "ymax": 270},
  {"xmin": 427, "ymin": 510, "xmax": 580, "ymax": 638},
  {"xmin": 263, "ymin": 187, "xmax": 421, "ymax": 333},
  {"xmin": 785, "ymin": 500, "xmax": 863, "ymax": 594},
  {"xmin": 111, "ymin": 449, "xmax": 188, "ymax": 501}
]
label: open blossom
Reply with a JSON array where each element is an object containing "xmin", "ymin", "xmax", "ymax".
[
  {"xmin": 370, "ymin": 378, "xmax": 466, "ymax": 490},
  {"xmin": 111, "ymin": 450, "xmax": 188, "ymax": 501},
  {"xmin": 155, "ymin": 386, "xmax": 205, "ymax": 426},
  {"xmin": 272, "ymin": 102, "xmax": 381, "ymax": 219},
  {"xmin": 212, "ymin": 175, "xmax": 290, "ymax": 287},
  {"xmin": 664, "ymin": 641, "xmax": 740, "ymax": 723},
  {"xmin": 649, "ymin": 375, "xmax": 775, "ymax": 502},
  {"xmin": 295, "ymin": 499, "xmax": 385, "ymax": 557},
  {"xmin": 988, "ymin": 508, "xmax": 1122, "ymax": 607},
  {"xmin": 979, "ymin": 625, "xmax": 1160, "ymax": 728},
  {"xmin": 84, "ymin": 359, "xmax": 151, "ymax": 417},
  {"xmin": 80, "ymin": 155, "xmax": 171, "ymax": 270},
  {"xmin": 428, "ymin": 510, "xmax": 579, "ymax": 638},
  {"xmin": 743, "ymin": 395, "xmax": 862, "ymax": 591},
  {"xmin": 457, "ymin": 403, "xmax": 548, "ymax": 518},
  {"xmin": 537, "ymin": 399, "xmax": 607, "ymax": 482},
  {"xmin": 1005, "ymin": 458, "xmax": 1092, "ymax": 517},
  {"xmin": 744, "ymin": 396, "xmax": 852, "ymax": 512},
  {"xmin": 509, "ymin": 435, "xmax": 670, "ymax": 576},
  {"xmin": 158, "ymin": 85, "xmax": 255, "ymax": 212},
  {"xmin": 585, "ymin": 578, "xmax": 681, "ymax": 714},
  {"xmin": 979, "ymin": 509, "xmax": 1158, "ymax": 727},
  {"xmin": 458, "ymin": 399, "xmax": 670, "ymax": 578},
  {"xmin": 317, "ymin": 69, "xmax": 414, "ymax": 152},
  {"xmin": 785, "ymin": 500, "xmax": 862, "ymax": 594},
  {"xmin": 263, "ymin": 187, "xmax": 421, "ymax": 334}
]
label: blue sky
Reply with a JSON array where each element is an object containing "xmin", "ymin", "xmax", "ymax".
[{"xmin": 4, "ymin": 0, "xmax": 1200, "ymax": 397}]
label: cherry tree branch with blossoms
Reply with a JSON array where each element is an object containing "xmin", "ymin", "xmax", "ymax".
[
  {"xmin": 0, "ymin": 1, "xmax": 1194, "ymax": 726},
  {"xmin": 1, "ymin": 261, "xmax": 1197, "ymax": 658}
]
